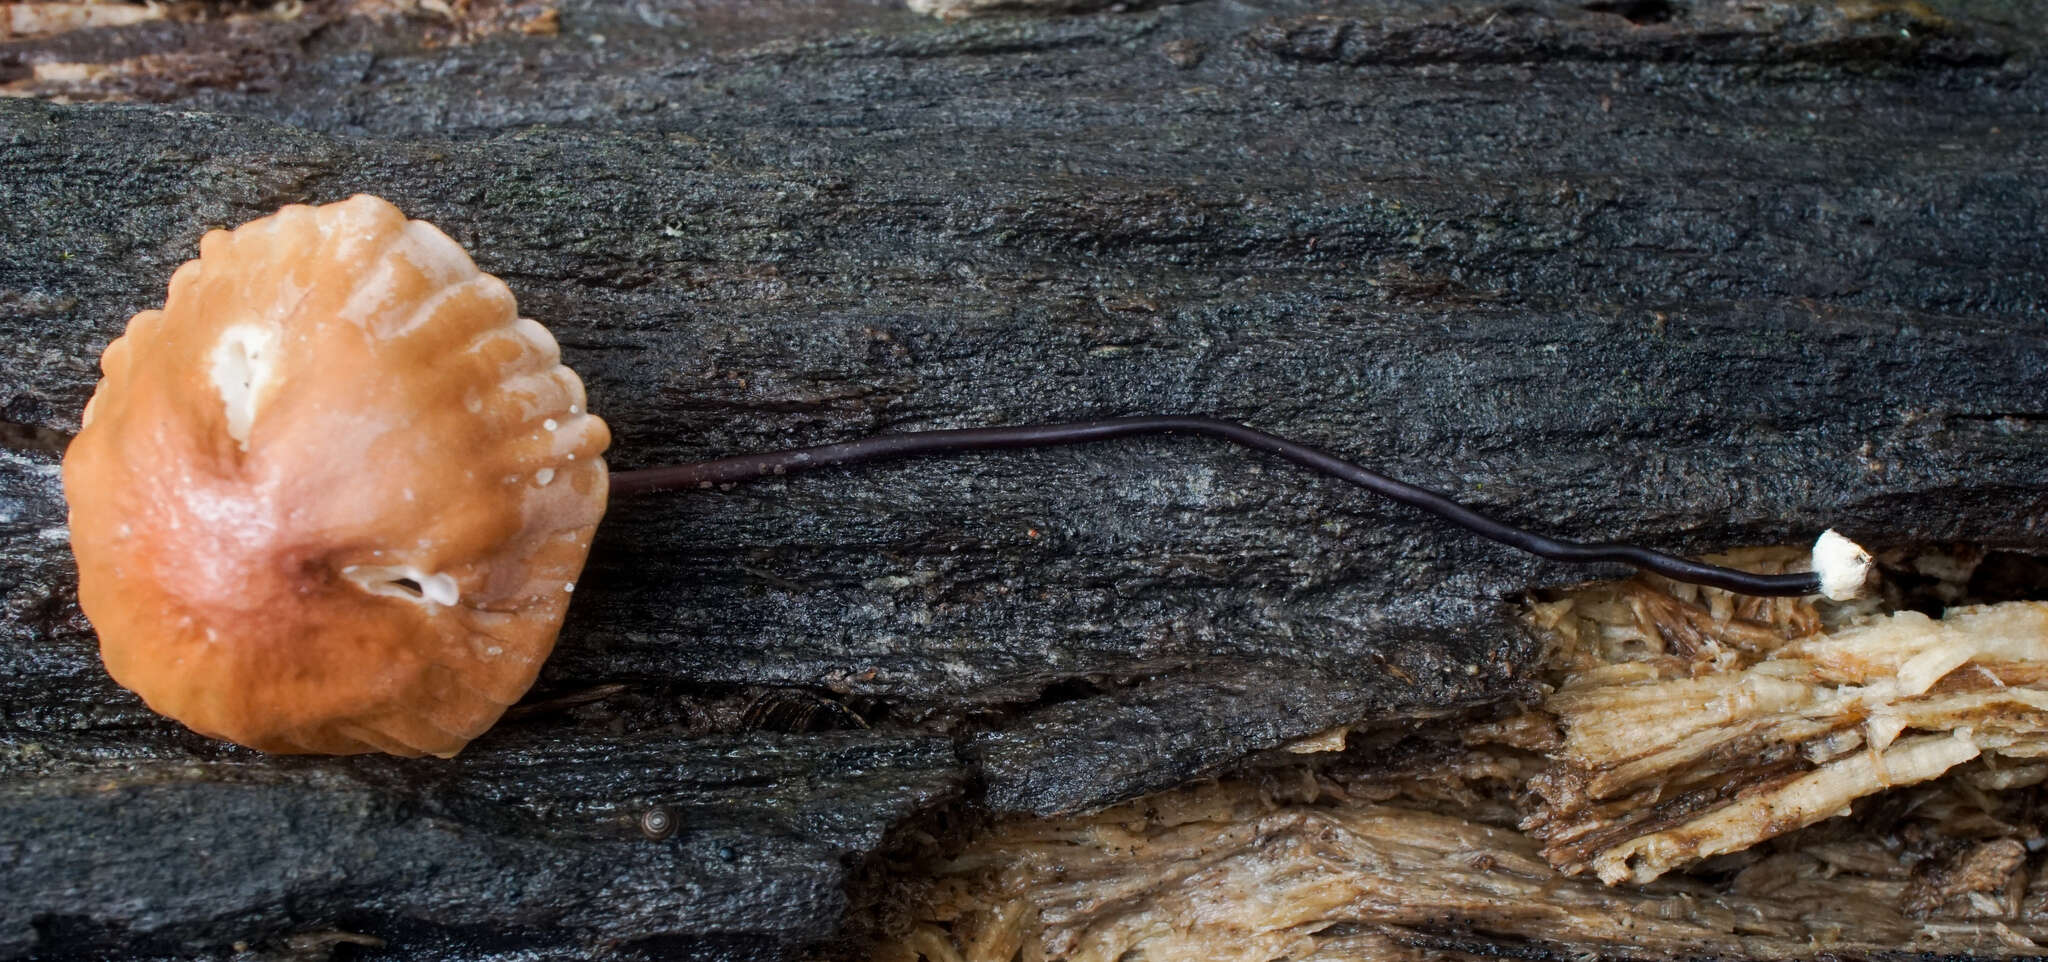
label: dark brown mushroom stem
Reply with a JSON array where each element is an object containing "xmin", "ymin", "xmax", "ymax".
[{"xmin": 607, "ymin": 415, "xmax": 1823, "ymax": 598}]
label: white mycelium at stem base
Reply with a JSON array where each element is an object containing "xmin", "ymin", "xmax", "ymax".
[{"xmin": 1813, "ymin": 529, "xmax": 1874, "ymax": 602}]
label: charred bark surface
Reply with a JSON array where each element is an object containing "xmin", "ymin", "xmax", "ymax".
[{"xmin": 2, "ymin": 0, "xmax": 2045, "ymax": 958}]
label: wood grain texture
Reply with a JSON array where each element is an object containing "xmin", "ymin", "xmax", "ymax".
[{"xmin": 2, "ymin": 0, "xmax": 2045, "ymax": 957}]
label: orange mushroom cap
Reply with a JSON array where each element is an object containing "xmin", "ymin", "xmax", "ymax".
[{"xmin": 63, "ymin": 195, "xmax": 611, "ymax": 757}]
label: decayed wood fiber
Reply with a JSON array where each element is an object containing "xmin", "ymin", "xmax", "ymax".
[
  {"xmin": 2, "ymin": 0, "xmax": 2045, "ymax": 958},
  {"xmin": 871, "ymin": 554, "xmax": 2048, "ymax": 962}
]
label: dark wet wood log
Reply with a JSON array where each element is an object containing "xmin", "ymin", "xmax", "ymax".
[
  {"xmin": 2, "ymin": 0, "xmax": 2045, "ymax": 958},
  {"xmin": 1, "ymin": 724, "xmax": 962, "ymax": 959}
]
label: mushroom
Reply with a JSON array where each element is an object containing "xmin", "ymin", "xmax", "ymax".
[
  {"xmin": 64, "ymin": 195, "xmax": 1868, "ymax": 757},
  {"xmin": 64, "ymin": 195, "xmax": 609, "ymax": 756}
]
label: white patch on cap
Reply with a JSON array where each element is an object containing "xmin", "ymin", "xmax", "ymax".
[
  {"xmin": 342, "ymin": 564, "xmax": 461, "ymax": 607},
  {"xmin": 209, "ymin": 324, "xmax": 277, "ymax": 450},
  {"xmin": 1812, "ymin": 529, "xmax": 1873, "ymax": 601},
  {"xmin": 535, "ymin": 468, "xmax": 555, "ymax": 486}
]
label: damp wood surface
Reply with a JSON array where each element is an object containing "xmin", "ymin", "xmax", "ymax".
[
  {"xmin": 869, "ymin": 560, "xmax": 2048, "ymax": 962},
  {"xmin": 1, "ymin": 0, "xmax": 2047, "ymax": 959}
]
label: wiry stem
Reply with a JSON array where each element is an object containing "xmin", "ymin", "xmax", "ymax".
[{"xmin": 609, "ymin": 415, "xmax": 1825, "ymax": 597}]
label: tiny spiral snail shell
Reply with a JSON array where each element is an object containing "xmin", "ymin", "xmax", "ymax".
[
  {"xmin": 63, "ymin": 195, "xmax": 610, "ymax": 757},
  {"xmin": 639, "ymin": 806, "xmax": 679, "ymax": 840}
]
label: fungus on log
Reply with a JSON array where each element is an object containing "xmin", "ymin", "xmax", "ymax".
[
  {"xmin": 2, "ymin": 0, "xmax": 2046, "ymax": 959},
  {"xmin": 65, "ymin": 195, "xmax": 610, "ymax": 757}
]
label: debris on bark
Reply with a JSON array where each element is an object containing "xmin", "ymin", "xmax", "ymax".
[
  {"xmin": 3, "ymin": 0, "xmax": 2046, "ymax": 957},
  {"xmin": 1528, "ymin": 551, "xmax": 2048, "ymax": 884},
  {"xmin": 865, "ymin": 550, "xmax": 2048, "ymax": 962}
]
